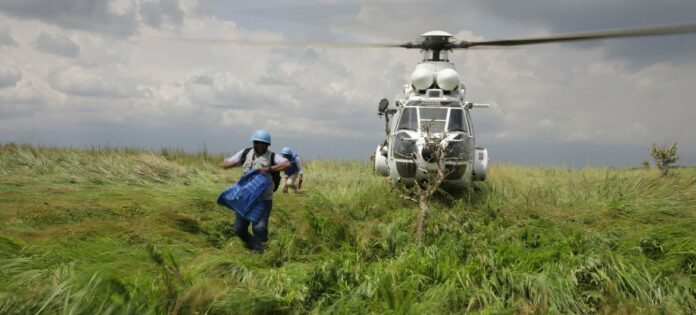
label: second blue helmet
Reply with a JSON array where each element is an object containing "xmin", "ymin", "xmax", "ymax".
[{"xmin": 280, "ymin": 147, "xmax": 293, "ymax": 155}]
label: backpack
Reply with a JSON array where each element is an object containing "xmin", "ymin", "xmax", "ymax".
[{"xmin": 239, "ymin": 147, "xmax": 281, "ymax": 192}]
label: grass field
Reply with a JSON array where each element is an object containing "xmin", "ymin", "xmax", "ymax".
[{"xmin": 0, "ymin": 144, "xmax": 694, "ymax": 314}]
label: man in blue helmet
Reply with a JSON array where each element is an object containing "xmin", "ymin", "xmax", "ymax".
[
  {"xmin": 279, "ymin": 147, "xmax": 304, "ymax": 193},
  {"xmin": 221, "ymin": 129, "xmax": 289, "ymax": 253}
]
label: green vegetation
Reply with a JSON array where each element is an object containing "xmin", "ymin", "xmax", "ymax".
[
  {"xmin": 651, "ymin": 142, "xmax": 680, "ymax": 176},
  {"xmin": 1, "ymin": 144, "xmax": 694, "ymax": 314}
]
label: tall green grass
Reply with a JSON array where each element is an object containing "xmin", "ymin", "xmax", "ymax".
[{"xmin": 0, "ymin": 144, "xmax": 694, "ymax": 314}]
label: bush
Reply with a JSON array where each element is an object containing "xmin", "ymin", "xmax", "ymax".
[
  {"xmin": 641, "ymin": 160, "xmax": 650, "ymax": 169},
  {"xmin": 650, "ymin": 142, "xmax": 679, "ymax": 176}
]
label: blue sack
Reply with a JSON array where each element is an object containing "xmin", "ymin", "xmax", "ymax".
[{"xmin": 216, "ymin": 169, "xmax": 272, "ymax": 223}]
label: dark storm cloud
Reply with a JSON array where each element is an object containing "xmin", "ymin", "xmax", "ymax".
[
  {"xmin": 0, "ymin": 0, "xmax": 138, "ymax": 37},
  {"xmin": 33, "ymin": 32, "xmax": 80, "ymax": 58}
]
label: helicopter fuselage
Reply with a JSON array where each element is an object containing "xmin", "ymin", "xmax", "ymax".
[{"xmin": 375, "ymin": 58, "xmax": 489, "ymax": 189}]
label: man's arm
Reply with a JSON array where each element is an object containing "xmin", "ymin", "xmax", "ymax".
[
  {"xmin": 220, "ymin": 150, "xmax": 244, "ymax": 169},
  {"xmin": 221, "ymin": 158, "xmax": 237, "ymax": 169},
  {"xmin": 258, "ymin": 155, "xmax": 289, "ymax": 173},
  {"xmin": 272, "ymin": 159, "xmax": 290, "ymax": 172}
]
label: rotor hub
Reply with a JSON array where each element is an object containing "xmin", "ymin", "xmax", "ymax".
[
  {"xmin": 420, "ymin": 30, "xmax": 454, "ymax": 49},
  {"xmin": 401, "ymin": 30, "xmax": 456, "ymax": 51}
]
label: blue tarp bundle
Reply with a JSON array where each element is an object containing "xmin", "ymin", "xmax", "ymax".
[{"xmin": 216, "ymin": 169, "xmax": 272, "ymax": 223}]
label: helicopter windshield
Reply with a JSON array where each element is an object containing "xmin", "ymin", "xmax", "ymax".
[
  {"xmin": 447, "ymin": 109, "xmax": 467, "ymax": 132},
  {"xmin": 395, "ymin": 107, "xmax": 468, "ymax": 133},
  {"xmin": 419, "ymin": 108, "xmax": 447, "ymax": 133},
  {"xmin": 397, "ymin": 107, "xmax": 418, "ymax": 130}
]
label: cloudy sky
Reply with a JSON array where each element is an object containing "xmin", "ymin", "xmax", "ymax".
[{"xmin": 1, "ymin": 0, "xmax": 695, "ymax": 166}]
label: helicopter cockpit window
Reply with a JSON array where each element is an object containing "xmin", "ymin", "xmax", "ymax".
[
  {"xmin": 447, "ymin": 109, "xmax": 468, "ymax": 132},
  {"xmin": 397, "ymin": 107, "xmax": 418, "ymax": 130},
  {"xmin": 419, "ymin": 108, "xmax": 447, "ymax": 133}
]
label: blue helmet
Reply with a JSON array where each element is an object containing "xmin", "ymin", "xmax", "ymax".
[
  {"xmin": 280, "ymin": 147, "xmax": 293, "ymax": 155},
  {"xmin": 251, "ymin": 129, "xmax": 271, "ymax": 145}
]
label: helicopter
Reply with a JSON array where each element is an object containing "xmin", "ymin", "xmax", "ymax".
[
  {"xmin": 368, "ymin": 24, "xmax": 696, "ymax": 188},
  {"xmin": 373, "ymin": 31, "xmax": 490, "ymax": 188}
]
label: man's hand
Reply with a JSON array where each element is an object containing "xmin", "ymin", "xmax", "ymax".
[{"xmin": 257, "ymin": 167, "xmax": 270, "ymax": 173}]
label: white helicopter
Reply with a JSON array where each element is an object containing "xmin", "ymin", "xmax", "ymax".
[
  {"xmin": 373, "ymin": 31, "xmax": 490, "ymax": 188},
  {"xmin": 369, "ymin": 24, "xmax": 696, "ymax": 188},
  {"xmin": 177, "ymin": 22, "xmax": 696, "ymax": 188}
]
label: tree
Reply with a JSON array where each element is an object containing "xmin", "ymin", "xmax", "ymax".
[
  {"xmin": 650, "ymin": 142, "xmax": 679, "ymax": 176},
  {"xmin": 641, "ymin": 160, "xmax": 650, "ymax": 169}
]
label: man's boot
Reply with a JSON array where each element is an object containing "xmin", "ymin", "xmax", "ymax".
[
  {"xmin": 251, "ymin": 238, "xmax": 267, "ymax": 254},
  {"xmin": 233, "ymin": 225, "xmax": 254, "ymax": 250}
]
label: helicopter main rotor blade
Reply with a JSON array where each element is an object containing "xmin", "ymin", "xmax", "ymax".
[
  {"xmin": 458, "ymin": 21, "xmax": 696, "ymax": 49},
  {"xmin": 162, "ymin": 37, "xmax": 403, "ymax": 48}
]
